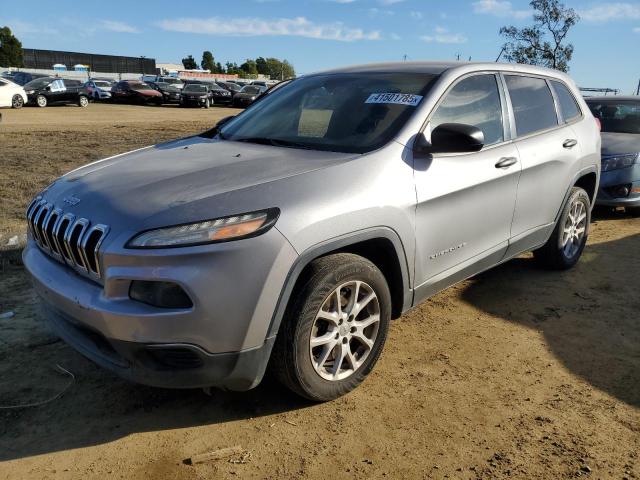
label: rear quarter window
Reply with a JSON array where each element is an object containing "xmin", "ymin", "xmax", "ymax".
[
  {"xmin": 551, "ymin": 80, "xmax": 581, "ymax": 123},
  {"xmin": 505, "ymin": 75, "xmax": 558, "ymax": 137}
]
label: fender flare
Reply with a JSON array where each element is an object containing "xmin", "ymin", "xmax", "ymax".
[
  {"xmin": 554, "ymin": 165, "xmax": 599, "ymax": 223},
  {"xmin": 266, "ymin": 227, "xmax": 412, "ymax": 338}
]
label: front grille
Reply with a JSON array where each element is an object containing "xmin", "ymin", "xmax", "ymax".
[{"xmin": 26, "ymin": 197, "xmax": 110, "ymax": 281}]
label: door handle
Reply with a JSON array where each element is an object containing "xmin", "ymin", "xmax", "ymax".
[
  {"xmin": 495, "ymin": 157, "xmax": 518, "ymax": 169},
  {"xmin": 563, "ymin": 139, "xmax": 578, "ymax": 149}
]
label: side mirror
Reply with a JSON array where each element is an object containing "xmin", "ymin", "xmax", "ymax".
[
  {"xmin": 414, "ymin": 123, "xmax": 484, "ymax": 155},
  {"xmin": 45, "ymin": 85, "xmax": 51, "ymax": 92}
]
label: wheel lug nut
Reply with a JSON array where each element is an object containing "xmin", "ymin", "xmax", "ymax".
[
  {"xmin": 335, "ymin": 333, "xmax": 339, "ymax": 339},
  {"xmin": 350, "ymin": 327, "xmax": 356, "ymax": 333},
  {"xmin": 342, "ymin": 338, "xmax": 348, "ymax": 344}
]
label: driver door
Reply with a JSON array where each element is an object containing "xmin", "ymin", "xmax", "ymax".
[{"xmin": 413, "ymin": 73, "xmax": 521, "ymax": 300}]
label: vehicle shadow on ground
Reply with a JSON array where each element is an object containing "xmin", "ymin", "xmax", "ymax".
[
  {"xmin": 0, "ymin": 263, "xmax": 312, "ymax": 462},
  {"xmin": 460, "ymin": 223, "xmax": 640, "ymax": 409}
]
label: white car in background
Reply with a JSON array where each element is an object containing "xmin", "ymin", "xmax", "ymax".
[
  {"xmin": 84, "ymin": 79, "xmax": 113, "ymax": 100},
  {"xmin": 0, "ymin": 77, "xmax": 27, "ymax": 108}
]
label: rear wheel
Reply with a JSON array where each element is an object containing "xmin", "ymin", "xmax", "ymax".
[
  {"xmin": 271, "ymin": 253, "xmax": 391, "ymax": 401},
  {"xmin": 78, "ymin": 96, "xmax": 89, "ymax": 108},
  {"xmin": 533, "ymin": 187, "xmax": 591, "ymax": 269},
  {"xmin": 11, "ymin": 94, "xmax": 24, "ymax": 109},
  {"xmin": 36, "ymin": 95, "xmax": 47, "ymax": 108}
]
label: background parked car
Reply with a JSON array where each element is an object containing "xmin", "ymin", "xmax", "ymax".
[
  {"xmin": 0, "ymin": 77, "xmax": 28, "ymax": 108},
  {"xmin": 232, "ymin": 84, "xmax": 267, "ymax": 107},
  {"xmin": 143, "ymin": 75, "xmax": 184, "ymax": 89},
  {"xmin": 179, "ymin": 83, "xmax": 213, "ymax": 108},
  {"xmin": 147, "ymin": 81, "xmax": 182, "ymax": 104},
  {"xmin": 84, "ymin": 79, "xmax": 113, "ymax": 101},
  {"xmin": 1, "ymin": 71, "xmax": 47, "ymax": 86},
  {"xmin": 23, "ymin": 77, "xmax": 89, "ymax": 108},
  {"xmin": 586, "ymin": 96, "xmax": 640, "ymax": 216},
  {"xmin": 207, "ymin": 82, "xmax": 233, "ymax": 105},
  {"xmin": 217, "ymin": 81, "xmax": 242, "ymax": 98},
  {"xmin": 111, "ymin": 80, "xmax": 163, "ymax": 105}
]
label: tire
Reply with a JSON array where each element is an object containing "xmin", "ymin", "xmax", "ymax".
[
  {"xmin": 627, "ymin": 207, "xmax": 640, "ymax": 217},
  {"xmin": 78, "ymin": 96, "xmax": 89, "ymax": 108},
  {"xmin": 11, "ymin": 94, "xmax": 24, "ymax": 109},
  {"xmin": 533, "ymin": 187, "xmax": 591, "ymax": 270},
  {"xmin": 36, "ymin": 95, "xmax": 47, "ymax": 108},
  {"xmin": 271, "ymin": 253, "xmax": 391, "ymax": 401},
  {"xmin": 204, "ymin": 99, "xmax": 210, "ymax": 109}
]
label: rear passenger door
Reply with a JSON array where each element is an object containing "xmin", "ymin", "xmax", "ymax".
[
  {"xmin": 413, "ymin": 73, "xmax": 521, "ymax": 299},
  {"xmin": 504, "ymin": 74, "xmax": 582, "ymax": 252}
]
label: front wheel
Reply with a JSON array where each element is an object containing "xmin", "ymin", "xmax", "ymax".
[
  {"xmin": 36, "ymin": 95, "xmax": 47, "ymax": 108},
  {"xmin": 11, "ymin": 94, "xmax": 24, "ymax": 109},
  {"xmin": 78, "ymin": 96, "xmax": 89, "ymax": 108},
  {"xmin": 533, "ymin": 187, "xmax": 591, "ymax": 269},
  {"xmin": 271, "ymin": 253, "xmax": 391, "ymax": 401}
]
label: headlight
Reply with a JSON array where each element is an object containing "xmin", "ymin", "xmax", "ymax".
[
  {"xmin": 601, "ymin": 153, "xmax": 639, "ymax": 172},
  {"xmin": 26, "ymin": 89, "xmax": 34, "ymax": 94},
  {"xmin": 126, "ymin": 209, "xmax": 279, "ymax": 248}
]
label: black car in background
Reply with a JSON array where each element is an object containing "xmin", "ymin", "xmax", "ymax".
[
  {"xmin": 2, "ymin": 71, "xmax": 47, "ymax": 86},
  {"xmin": 23, "ymin": 77, "xmax": 90, "ymax": 107},
  {"xmin": 207, "ymin": 82, "xmax": 233, "ymax": 105},
  {"xmin": 217, "ymin": 81, "xmax": 242, "ymax": 98},
  {"xmin": 180, "ymin": 83, "xmax": 213, "ymax": 108},
  {"xmin": 232, "ymin": 85, "xmax": 267, "ymax": 108},
  {"xmin": 147, "ymin": 81, "xmax": 181, "ymax": 104}
]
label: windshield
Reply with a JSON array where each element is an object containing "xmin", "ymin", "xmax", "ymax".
[
  {"xmin": 94, "ymin": 81, "xmax": 111, "ymax": 87},
  {"xmin": 184, "ymin": 84, "xmax": 208, "ymax": 93},
  {"xmin": 587, "ymin": 100, "xmax": 640, "ymax": 134},
  {"xmin": 24, "ymin": 78, "xmax": 53, "ymax": 90},
  {"xmin": 220, "ymin": 72, "xmax": 437, "ymax": 153},
  {"xmin": 130, "ymin": 83, "xmax": 152, "ymax": 91},
  {"xmin": 240, "ymin": 86, "xmax": 262, "ymax": 94},
  {"xmin": 162, "ymin": 78, "xmax": 181, "ymax": 85}
]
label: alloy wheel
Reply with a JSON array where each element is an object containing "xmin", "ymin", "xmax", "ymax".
[
  {"xmin": 310, "ymin": 280, "xmax": 380, "ymax": 381},
  {"xmin": 561, "ymin": 198, "xmax": 587, "ymax": 259}
]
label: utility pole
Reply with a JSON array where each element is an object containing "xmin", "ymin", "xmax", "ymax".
[
  {"xmin": 636, "ymin": 78, "xmax": 640, "ymax": 96},
  {"xmin": 403, "ymin": 54, "xmax": 407, "ymax": 62}
]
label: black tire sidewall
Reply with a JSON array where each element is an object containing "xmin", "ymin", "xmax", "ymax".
[{"xmin": 289, "ymin": 258, "xmax": 391, "ymax": 401}]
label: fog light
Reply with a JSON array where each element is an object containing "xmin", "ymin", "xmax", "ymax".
[
  {"xmin": 129, "ymin": 281, "xmax": 193, "ymax": 309},
  {"xmin": 606, "ymin": 184, "xmax": 631, "ymax": 198}
]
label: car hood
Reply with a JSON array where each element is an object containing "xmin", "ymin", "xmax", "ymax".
[
  {"xmin": 601, "ymin": 132, "xmax": 640, "ymax": 156},
  {"xmin": 133, "ymin": 89, "xmax": 161, "ymax": 96},
  {"xmin": 41, "ymin": 136, "xmax": 358, "ymax": 233}
]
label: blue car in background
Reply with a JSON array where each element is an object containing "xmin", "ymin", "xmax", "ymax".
[{"xmin": 586, "ymin": 96, "xmax": 640, "ymax": 216}]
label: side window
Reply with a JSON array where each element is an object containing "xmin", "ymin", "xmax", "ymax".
[
  {"xmin": 505, "ymin": 75, "xmax": 558, "ymax": 137},
  {"xmin": 551, "ymin": 80, "xmax": 581, "ymax": 123},
  {"xmin": 430, "ymin": 74, "xmax": 504, "ymax": 146}
]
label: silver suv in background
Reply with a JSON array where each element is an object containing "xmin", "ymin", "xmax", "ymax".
[{"xmin": 23, "ymin": 62, "xmax": 600, "ymax": 401}]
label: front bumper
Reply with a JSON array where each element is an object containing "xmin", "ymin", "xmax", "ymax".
[
  {"xmin": 22, "ymin": 226, "xmax": 297, "ymax": 389},
  {"xmin": 595, "ymin": 164, "xmax": 640, "ymax": 207},
  {"xmin": 180, "ymin": 96, "xmax": 209, "ymax": 106}
]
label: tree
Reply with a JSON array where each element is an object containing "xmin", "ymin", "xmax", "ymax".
[
  {"xmin": 264, "ymin": 58, "xmax": 295, "ymax": 80},
  {"xmin": 499, "ymin": 0, "xmax": 579, "ymax": 72},
  {"xmin": 0, "ymin": 26, "xmax": 24, "ymax": 68},
  {"xmin": 201, "ymin": 51, "xmax": 215, "ymax": 72},
  {"xmin": 240, "ymin": 59, "xmax": 258, "ymax": 76},
  {"xmin": 255, "ymin": 57, "xmax": 268, "ymax": 75},
  {"xmin": 216, "ymin": 62, "xmax": 224, "ymax": 74},
  {"xmin": 182, "ymin": 55, "xmax": 197, "ymax": 70}
]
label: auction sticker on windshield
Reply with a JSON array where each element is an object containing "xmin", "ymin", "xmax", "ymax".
[{"xmin": 365, "ymin": 93, "xmax": 423, "ymax": 106}]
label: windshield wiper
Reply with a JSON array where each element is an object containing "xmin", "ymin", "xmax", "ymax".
[{"xmin": 233, "ymin": 137, "xmax": 315, "ymax": 150}]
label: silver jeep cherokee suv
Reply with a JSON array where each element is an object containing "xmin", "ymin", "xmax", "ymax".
[{"xmin": 24, "ymin": 62, "xmax": 600, "ymax": 401}]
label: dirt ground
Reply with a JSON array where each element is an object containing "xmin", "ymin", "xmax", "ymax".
[{"xmin": 0, "ymin": 104, "xmax": 638, "ymax": 480}]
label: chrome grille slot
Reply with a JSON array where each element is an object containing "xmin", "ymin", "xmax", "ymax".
[
  {"xmin": 55, "ymin": 215, "xmax": 75, "ymax": 263},
  {"xmin": 34, "ymin": 203, "xmax": 51, "ymax": 248},
  {"xmin": 25, "ymin": 198, "xmax": 110, "ymax": 282},
  {"xmin": 80, "ymin": 225, "xmax": 109, "ymax": 277},
  {"xmin": 65, "ymin": 219, "xmax": 89, "ymax": 270},
  {"xmin": 43, "ymin": 209, "xmax": 61, "ymax": 255}
]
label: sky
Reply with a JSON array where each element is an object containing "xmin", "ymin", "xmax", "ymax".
[{"xmin": 1, "ymin": 0, "xmax": 639, "ymax": 93}]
